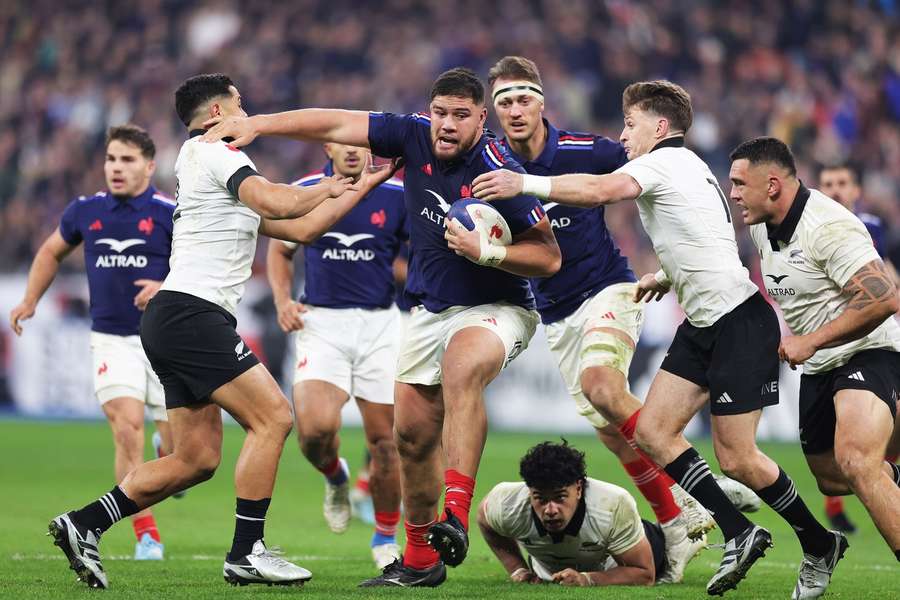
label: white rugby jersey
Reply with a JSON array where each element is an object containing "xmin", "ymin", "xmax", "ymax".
[
  {"xmin": 749, "ymin": 185, "xmax": 900, "ymax": 374},
  {"xmin": 482, "ymin": 478, "xmax": 644, "ymax": 578},
  {"xmin": 162, "ymin": 133, "xmax": 260, "ymax": 315},
  {"xmin": 616, "ymin": 138, "xmax": 757, "ymax": 327}
]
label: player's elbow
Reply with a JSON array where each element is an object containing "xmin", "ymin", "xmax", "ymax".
[
  {"xmin": 535, "ymin": 245, "xmax": 562, "ymax": 277},
  {"xmin": 636, "ymin": 568, "xmax": 655, "ymax": 586},
  {"xmin": 884, "ymin": 292, "xmax": 900, "ymax": 316}
]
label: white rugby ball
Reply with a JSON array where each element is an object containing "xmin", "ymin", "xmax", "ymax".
[{"xmin": 447, "ymin": 198, "xmax": 512, "ymax": 246}]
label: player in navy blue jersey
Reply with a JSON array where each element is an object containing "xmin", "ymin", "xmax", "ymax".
[
  {"xmin": 267, "ymin": 143, "xmax": 407, "ymax": 569},
  {"xmin": 486, "ymin": 56, "xmax": 708, "ymax": 584},
  {"xmin": 10, "ymin": 125, "xmax": 173, "ymax": 561},
  {"xmin": 203, "ymin": 67, "xmax": 561, "ymax": 587},
  {"xmin": 816, "ymin": 163, "xmax": 900, "ymax": 535}
]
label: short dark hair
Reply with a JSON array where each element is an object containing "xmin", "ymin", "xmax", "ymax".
[
  {"xmin": 175, "ymin": 73, "xmax": 235, "ymax": 126},
  {"xmin": 487, "ymin": 56, "xmax": 542, "ymax": 88},
  {"xmin": 430, "ymin": 67, "xmax": 485, "ymax": 105},
  {"xmin": 817, "ymin": 162, "xmax": 861, "ymax": 185},
  {"xmin": 622, "ymin": 80, "xmax": 693, "ymax": 133},
  {"xmin": 106, "ymin": 124, "xmax": 155, "ymax": 159},
  {"xmin": 729, "ymin": 136, "xmax": 797, "ymax": 177},
  {"xmin": 519, "ymin": 440, "xmax": 587, "ymax": 490}
]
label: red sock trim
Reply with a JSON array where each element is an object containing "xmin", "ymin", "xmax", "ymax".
[
  {"xmin": 402, "ymin": 517, "xmax": 440, "ymax": 570},
  {"xmin": 375, "ymin": 510, "xmax": 401, "ymax": 536},
  {"xmin": 824, "ymin": 495, "xmax": 844, "ymax": 518},
  {"xmin": 618, "ymin": 409, "xmax": 677, "ymax": 488},
  {"xmin": 318, "ymin": 457, "xmax": 342, "ymax": 479},
  {"xmin": 132, "ymin": 515, "xmax": 161, "ymax": 542},
  {"xmin": 355, "ymin": 478, "xmax": 370, "ymax": 493},
  {"xmin": 443, "ymin": 469, "xmax": 476, "ymax": 531},
  {"xmin": 622, "ymin": 459, "xmax": 681, "ymax": 523}
]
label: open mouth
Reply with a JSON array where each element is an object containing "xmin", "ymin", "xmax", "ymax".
[
  {"xmin": 436, "ymin": 136, "xmax": 458, "ymax": 152},
  {"xmin": 344, "ymin": 157, "xmax": 360, "ymax": 167}
]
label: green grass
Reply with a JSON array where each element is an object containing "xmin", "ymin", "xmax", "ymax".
[{"xmin": 0, "ymin": 420, "xmax": 896, "ymax": 598}]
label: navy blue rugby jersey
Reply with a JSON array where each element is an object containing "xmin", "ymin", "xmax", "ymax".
[
  {"xmin": 503, "ymin": 120, "xmax": 635, "ymax": 323},
  {"xmin": 294, "ymin": 161, "xmax": 407, "ymax": 309},
  {"xmin": 58, "ymin": 185, "xmax": 175, "ymax": 335},
  {"xmin": 368, "ymin": 112, "xmax": 546, "ymax": 312}
]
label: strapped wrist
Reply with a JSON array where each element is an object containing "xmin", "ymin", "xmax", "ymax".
[{"xmin": 521, "ymin": 174, "xmax": 552, "ymax": 199}]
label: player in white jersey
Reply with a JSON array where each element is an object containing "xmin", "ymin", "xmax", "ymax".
[
  {"xmin": 478, "ymin": 441, "xmax": 688, "ymax": 587},
  {"xmin": 730, "ymin": 137, "xmax": 900, "ymax": 571},
  {"xmin": 47, "ymin": 73, "xmax": 398, "ymax": 590},
  {"xmin": 474, "ymin": 80, "xmax": 839, "ymax": 598}
]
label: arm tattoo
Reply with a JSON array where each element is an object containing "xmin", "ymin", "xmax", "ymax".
[{"xmin": 844, "ymin": 260, "xmax": 897, "ymax": 311}]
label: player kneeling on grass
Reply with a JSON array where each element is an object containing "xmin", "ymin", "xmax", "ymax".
[{"xmin": 478, "ymin": 441, "xmax": 693, "ymax": 587}]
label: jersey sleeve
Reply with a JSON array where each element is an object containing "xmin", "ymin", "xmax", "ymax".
[
  {"xmin": 605, "ymin": 491, "xmax": 645, "ymax": 556},
  {"xmin": 614, "ymin": 153, "xmax": 667, "ymax": 196},
  {"xmin": 202, "ymin": 141, "xmax": 258, "ymax": 190},
  {"xmin": 483, "ymin": 143, "xmax": 546, "ymax": 235},
  {"xmin": 591, "ymin": 137, "xmax": 628, "ymax": 174},
  {"xmin": 482, "ymin": 482, "xmax": 528, "ymax": 538},
  {"xmin": 58, "ymin": 199, "xmax": 82, "ymax": 245},
  {"xmin": 368, "ymin": 112, "xmax": 419, "ymax": 159},
  {"xmin": 810, "ymin": 219, "xmax": 881, "ymax": 288}
]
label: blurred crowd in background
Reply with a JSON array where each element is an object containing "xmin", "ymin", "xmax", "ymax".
[{"xmin": 0, "ymin": 0, "xmax": 898, "ymax": 276}]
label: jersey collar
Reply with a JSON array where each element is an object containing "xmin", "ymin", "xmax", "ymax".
[
  {"xmin": 502, "ymin": 119, "xmax": 558, "ymax": 170},
  {"xmin": 766, "ymin": 182, "xmax": 810, "ymax": 251},
  {"xmin": 530, "ymin": 488, "xmax": 588, "ymax": 542},
  {"xmin": 188, "ymin": 128, "xmax": 234, "ymax": 143},
  {"xmin": 322, "ymin": 161, "xmax": 334, "ymax": 177},
  {"xmin": 104, "ymin": 185, "xmax": 156, "ymax": 211},
  {"xmin": 649, "ymin": 136, "xmax": 685, "ymax": 152}
]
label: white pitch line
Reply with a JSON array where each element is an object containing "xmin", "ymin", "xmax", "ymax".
[
  {"xmin": 703, "ymin": 560, "xmax": 898, "ymax": 572},
  {"xmin": 12, "ymin": 553, "xmax": 340, "ymax": 562}
]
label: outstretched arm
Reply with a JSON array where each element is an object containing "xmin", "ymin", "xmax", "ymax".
[
  {"xmin": 260, "ymin": 160, "xmax": 402, "ymax": 243},
  {"xmin": 239, "ymin": 173, "xmax": 354, "ymax": 220},
  {"xmin": 202, "ymin": 109, "xmax": 371, "ymax": 148},
  {"xmin": 10, "ymin": 229, "xmax": 76, "ymax": 335},
  {"xmin": 779, "ymin": 259, "xmax": 900, "ymax": 368},
  {"xmin": 472, "ymin": 169, "xmax": 642, "ymax": 208},
  {"xmin": 476, "ymin": 501, "xmax": 539, "ymax": 583}
]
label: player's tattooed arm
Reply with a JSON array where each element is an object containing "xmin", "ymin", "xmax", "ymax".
[
  {"xmin": 844, "ymin": 259, "xmax": 897, "ymax": 311},
  {"xmin": 781, "ymin": 259, "xmax": 899, "ymax": 368}
]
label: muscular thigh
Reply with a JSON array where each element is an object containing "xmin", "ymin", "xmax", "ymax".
[
  {"xmin": 210, "ymin": 363, "xmax": 289, "ymax": 430},
  {"xmin": 641, "ymin": 369, "xmax": 708, "ymax": 438},
  {"xmin": 293, "ymin": 380, "xmax": 350, "ymax": 436},
  {"xmin": 167, "ymin": 403, "xmax": 223, "ymax": 458}
]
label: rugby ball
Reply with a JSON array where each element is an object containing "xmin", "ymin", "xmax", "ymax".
[{"xmin": 447, "ymin": 198, "xmax": 512, "ymax": 246}]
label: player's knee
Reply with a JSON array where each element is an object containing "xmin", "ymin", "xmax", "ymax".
[
  {"xmin": 815, "ymin": 476, "xmax": 850, "ymax": 496},
  {"xmin": 633, "ymin": 416, "xmax": 661, "ymax": 455},
  {"xmin": 370, "ymin": 437, "xmax": 399, "ymax": 473},
  {"xmin": 441, "ymin": 355, "xmax": 496, "ymax": 396},
  {"xmin": 188, "ymin": 448, "xmax": 221, "ymax": 482},
  {"xmin": 299, "ymin": 427, "xmax": 337, "ymax": 456},
  {"xmin": 834, "ymin": 443, "xmax": 875, "ymax": 485},
  {"xmin": 111, "ymin": 418, "xmax": 144, "ymax": 451},
  {"xmin": 716, "ymin": 450, "xmax": 755, "ymax": 483},
  {"xmin": 264, "ymin": 401, "xmax": 294, "ymax": 440},
  {"xmin": 581, "ymin": 371, "xmax": 624, "ymax": 414},
  {"xmin": 395, "ymin": 424, "xmax": 437, "ymax": 462}
]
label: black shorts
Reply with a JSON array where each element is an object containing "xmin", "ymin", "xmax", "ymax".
[
  {"xmin": 798, "ymin": 348, "xmax": 900, "ymax": 455},
  {"xmin": 661, "ymin": 292, "xmax": 780, "ymax": 416},
  {"xmin": 140, "ymin": 290, "xmax": 259, "ymax": 410},
  {"xmin": 643, "ymin": 520, "xmax": 668, "ymax": 582}
]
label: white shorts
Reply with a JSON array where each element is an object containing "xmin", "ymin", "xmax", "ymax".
[
  {"xmin": 90, "ymin": 331, "xmax": 167, "ymax": 422},
  {"xmin": 293, "ymin": 305, "xmax": 402, "ymax": 404},
  {"xmin": 396, "ymin": 302, "xmax": 539, "ymax": 386},
  {"xmin": 544, "ymin": 282, "xmax": 644, "ymax": 428}
]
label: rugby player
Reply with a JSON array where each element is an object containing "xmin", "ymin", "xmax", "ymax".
[
  {"xmin": 47, "ymin": 73, "xmax": 397, "ymax": 589},
  {"xmin": 817, "ymin": 163, "xmax": 900, "ymax": 533},
  {"xmin": 473, "ymin": 80, "xmax": 840, "ymax": 597},
  {"xmin": 479, "ymin": 441, "xmax": 674, "ymax": 587},
  {"xmin": 10, "ymin": 124, "xmax": 174, "ymax": 561},
  {"xmin": 267, "ymin": 142, "xmax": 406, "ymax": 568},
  {"xmin": 730, "ymin": 137, "xmax": 900, "ymax": 574},
  {"xmin": 202, "ymin": 67, "xmax": 562, "ymax": 587},
  {"xmin": 486, "ymin": 56, "xmax": 707, "ymax": 583}
]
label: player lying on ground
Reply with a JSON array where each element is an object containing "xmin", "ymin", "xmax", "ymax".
[
  {"xmin": 731, "ymin": 136, "xmax": 900, "ymax": 564},
  {"xmin": 47, "ymin": 73, "xmax": 399, "ymax": 590},
  {"xmin": 478, "ymin": 440, "xmax": 702, "ymax": 587},
  {"xmin": 486, "ymin": 55, "xmax": 709, "ymax": 583},
  {"xmin": 202, "ymin": 66, "xmax": 561, "ymax": 587},
  {"xmin": 267, "ymin": 142, "xmax": 407, "ymax": 568},
  {"xmin": 472, "ymin": 80, "xmax": 841, "ymax": 599},
  {"xmin": 11, "ymin": 124, "xmax": 176, "ymax": 561}
]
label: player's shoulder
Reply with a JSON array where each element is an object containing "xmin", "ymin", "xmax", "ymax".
[
  {"xmin": 585, "ymin": 477, "xmax": 632, "ymax": 502},
  {"xmin": 292, "ymin": 170, "xmax": 327, "ymax": 187},
  {"xmin": 149, "ymin": 189, "xmax": 176, "ymax": 211},
  {"xmin": 480, "ymin": 135, "xmax": 524, "ymax": 174},
  {"xmin": 484, "ymin": 481, "xmax": 529, "ymax": 507},
  {"xmin": 804, "ymin": 189, "xmax": 860, "ymax": 228},
  {"xmin": 379, "ymin": 176, "xmax": 404, "ymax": 193},
  {"xmin": 66, "ymin": 190, "xmax": 107, "ymax": 212},
  {"xmin": 555, "ymin": 127, "xmax": 596, "ymax": 151}
]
